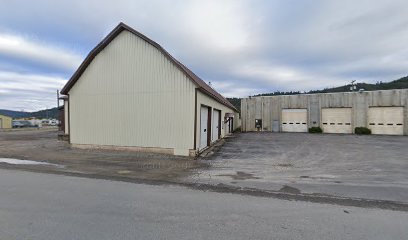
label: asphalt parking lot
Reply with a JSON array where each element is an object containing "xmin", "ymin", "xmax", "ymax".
[
  {"xmin": 0, "ymin": 129, "xmax": 407, "ymax": 208},
  {"xmin": 0, "ymin": 129, "xmax": 204, "ymax": 182},
  {"xmin": 195, "ymin": 132, "xmax": 408, "ymax": 203}
]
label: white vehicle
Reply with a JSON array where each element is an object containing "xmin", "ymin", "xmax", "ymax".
[{"xmin": 49, "ymin": 119, "xmax": 59, "ymax": 126}]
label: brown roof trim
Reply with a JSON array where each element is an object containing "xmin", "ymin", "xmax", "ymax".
[
  {"xmin": 61, "ymin": 22, "xmax": 236, "ymax": 111},
  {"xmin": 58, "ymin": 95, "xmax": 68, "ymax": 100}
]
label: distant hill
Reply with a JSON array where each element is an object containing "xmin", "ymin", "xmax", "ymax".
[
  {"xmin": 308, "ymin": 76, "xmax": 408, "ymax": 94},
  {"xmin": 0, "ymin": 107, "xmax": 59, "ymax": 119},
  {"xmin": 225, "ymin": 98, "xmax": 241, "ymax": 112},
  {"xmin": 227, "ymin": 75, "xmax": 408, "ymax": 112}
]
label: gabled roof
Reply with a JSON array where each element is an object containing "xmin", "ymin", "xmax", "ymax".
[{"xmin": 61, "ymin": 22, "xmax": 236, "ymax": 111}]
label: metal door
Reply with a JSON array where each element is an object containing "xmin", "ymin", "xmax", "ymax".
[
  {"xmin": 321, "ymin": 108, "xmax": 352, "ymax": 133},
  {"xmin": 226, "ymin": 117, "xmax": 231, "ymax": 134},
  {"xmin": 212, "ymin": 109, "xmax": 220, "ymax": 142},
  {"xmin": 281, "ymin": 109, "xmax": 308, "ymax": 132},
  {"xmin": 368, "ymin": 107, "xmax": 403, "ymax": 135},
  {"xmin": 200, "ymin": 106, "xmax": 209, "ymax": 149},
  {"xmin": 272, "ymin": 120, "xmax": 280, "ymax": 132}
]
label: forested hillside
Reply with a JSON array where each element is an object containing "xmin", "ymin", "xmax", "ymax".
[{"xmin": 0, "ymin": 107, "xmax": 59, "ymax": 119}]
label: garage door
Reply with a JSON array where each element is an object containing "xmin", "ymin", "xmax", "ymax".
[
  {"xmin": 368, "ymin": 107, "xmax": 404, "ymax": 135},
  {"xmin": 200, "ymin": 106, "xmax": 209, "ymax": 149},
  {"xmin": 281, "ymin": 109, "xmax": 308, "ymax": 132},
  {"xmin": 212, "ymin": 109, "xmax": 221, "ymax": 142},
  {"xmin": 322, "ymin": 108, "xmax": 352, "ymax": 134}
]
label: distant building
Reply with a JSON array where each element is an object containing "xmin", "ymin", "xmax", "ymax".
[
  {"xmin": 241, "ymin": 89, "xmax": 408, "ymax": 135},
  {"xmin": 41, "ymin": 119, "xmax": 59, "ymax": 126},
  {"xmin": 13, "ymin": 118, "xmax": 42, "ymax": 128},
  {"xmin": 0, "ymin": 114, "xmax": 12, "ymax": 129},
  {"xmin": 60, "ymin": 23, "xmax": 239, "ymax": 156}
]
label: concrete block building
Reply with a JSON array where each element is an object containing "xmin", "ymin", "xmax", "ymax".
[
  {"xmin": 60, "ymin": 23, "xmax": 239, "ymax": 156},
  {"xmin": 241, "ymin": 89, "xmax": 408, "ymax": 135}
]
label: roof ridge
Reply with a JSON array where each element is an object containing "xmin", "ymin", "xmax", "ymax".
[{"xmin": 61, "ymin": 22, "xmax": 236, "ymax": 111}]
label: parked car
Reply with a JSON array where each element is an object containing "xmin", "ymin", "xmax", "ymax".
[
  {"xmin": 12, "ymin": 120, "xmax": 37, "ymax": 128},
  {"xmin": 49, "ymin": 119, "xmax": 58, "ymax": 126},
  {"xmin": 12, "ymin": 121, "xmax": 25, "ymax": 128}
]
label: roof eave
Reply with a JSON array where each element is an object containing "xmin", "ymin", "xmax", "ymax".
[
  {"xmin": 197, "ymin": 87, "xmax": 237, "ymax": 111},
  {"xmin": 60, "ymin": 22, "xmax": 236, "ymax": 111}
]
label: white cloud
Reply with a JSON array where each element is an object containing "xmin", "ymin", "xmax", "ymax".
[
  {"xmin": 0, "ymin": 0, "xmax": 408, "ymax": 110},
  {"xmin": 183, "ymin": 0, "xmax": 251, "ymax": 52},
  {"xmin": 0, "ymin": 71, "xmax": 66, "ymax": 111},
  {"xmin": 210, "ymin": 81, "xmax": 259, "ymax": 98},
  {"xmin": 232, "ymin": 63, "xmax": 349, "ymax": 92},
  {"xmin": 0, "ymin": 33, "xmax": 82, "ymax": 71}
]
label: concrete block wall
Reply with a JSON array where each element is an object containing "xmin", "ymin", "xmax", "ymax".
[{"xmin": 241, "ymin": 89, "xmax": 408, "ymax": 135}]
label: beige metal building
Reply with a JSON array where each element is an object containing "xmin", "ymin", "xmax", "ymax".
[
  {"xmin": 0, "ymin": 114, "xmax": 12, "ymax": 129},
  {"xmin": 241, "ymin": 89, "xmax": 408, "ymax": 135},
  {"xmin": 60, "ymin": 23, "xmax": 239, "ymax": 156}
]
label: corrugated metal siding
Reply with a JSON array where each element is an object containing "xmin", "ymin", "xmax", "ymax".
[
  {"xmin": 0, "ymin": 115, "xmax": 12, "ymax": 129},
  {"xmin": 196, "ymin": 91, "xmax": 239, "ymax": 151},
  {"xmin": 69, "ymin": 30, "xmax": 196, "ymax": 151},
  {"xmin": 64, "ymin": 100, "xmax": 69, "ymax": 134}
]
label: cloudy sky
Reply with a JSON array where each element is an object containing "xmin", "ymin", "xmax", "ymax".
[{"xmin": 0, "ymin": 0, "xmax": 408, "ymax": 111}]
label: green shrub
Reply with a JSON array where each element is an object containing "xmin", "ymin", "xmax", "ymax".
[
  {"xmin": 233, "ymin": 127, "xmax": 241, "ymax": 133},
  {"xmin": 355, "ymin": 127, "xmax": 371, "ymax": 135},
  {"xmin": 308, "ymin": 127, "xmax": 323, "ymax": 133}
]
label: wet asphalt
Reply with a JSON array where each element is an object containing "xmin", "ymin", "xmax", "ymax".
[
  {"xmin": 1, "ymin": 129, "xmax": 407, "ymax": 210},
  {"xmin": 194, "ymin": 132, "xmax": 408, "ymax": 203},
  {"xmin": 1, "ymin": 169, "xmax": 407, "ymax": 240}
]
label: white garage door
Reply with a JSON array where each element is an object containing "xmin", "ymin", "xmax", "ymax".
[
  {"xmin": 200, "ymin": 106, "xmax": 209, "ymax": 149},
  {"xmin": 322, "ymin": 108, "xmax": 352, "ymax": 134},
  {"xmin": 212, "ymin": 109, "xmax": 220, "ymax": 142},
  {"xmin": 281, "ymin": 109, "xmax": 308, "ymax": 132},
  {"xmin": 368, "ymin": 107, "xmax": 404, "ymax": 135}
]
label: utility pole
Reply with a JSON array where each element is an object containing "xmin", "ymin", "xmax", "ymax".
[
  {"xmin": 350, "ymin": 80, "xmax": 357, "ymax": 92},
  {"xmin": 57, "ymin": 90, "xmax": 60, "ymax": 109}
]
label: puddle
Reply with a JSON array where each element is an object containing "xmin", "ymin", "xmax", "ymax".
[
  {"xmin": 275, "ymin": 163, "xmax": 293, "ymax": 167},
  {"xmin": 0, "ymin": 158, "xmax": 63, "ymax": 167},
  {"xmin": 279, "ymin": 185, "xmax": 301, "ymax": 194},
  {"xmin": 217, "ymin": 171, "xmax": 260, "ymax": 180},
  {"xmin": 314, "ymin": 174, "xmax": 337, "ymax": 179}
]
